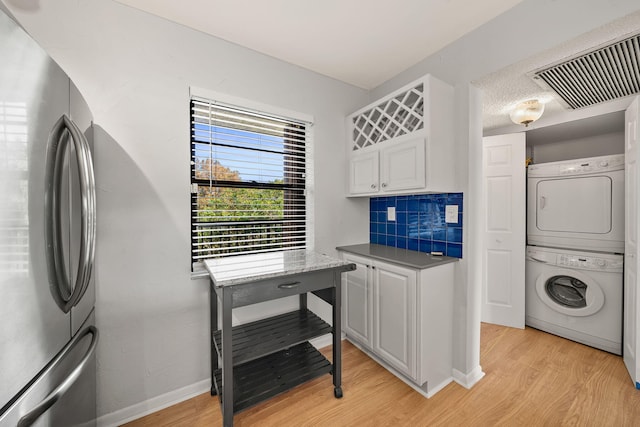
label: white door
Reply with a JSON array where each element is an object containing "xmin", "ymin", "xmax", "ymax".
[
  {"xmin": 481, "ymin": 133, "xmax": 526, "ymax": 328},
  {"xmin": 373, "ymin": 260, "xmax": 417, "ymax": 379},
  {"xmin": 349, "ymin": 150, "xmax": 378, "ymax": 194},
  {"xmin": 380, "ymin": 137, "xmax": 425, "ymax": 192},
  {"xmin": 341, "ymin": 253, "xmax": 373, "ymax": 348},
  {"xmin": 535, "ymin": 176, "xmax": 613, "ymax": 233},
  {"xmin": 624, "ymin": 96, "xmax": 640, "ymax": 388}
]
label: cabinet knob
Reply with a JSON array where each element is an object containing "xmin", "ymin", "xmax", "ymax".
[
  {"xmin": 381, "ymin": 183, "xmax": 387, "ymax": 188},
  {"xmin": 371, "ymin": 184, "xmax": 377, "ymax": 189}
]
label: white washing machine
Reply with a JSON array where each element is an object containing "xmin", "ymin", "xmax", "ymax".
[{"xmin": 525, "ymin": 245, "xmax": 623, "ymax": 355}]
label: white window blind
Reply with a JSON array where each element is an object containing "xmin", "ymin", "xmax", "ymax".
[{"xmin": 190, "ymin": 98, "xmax": 308, "ymax": 263}]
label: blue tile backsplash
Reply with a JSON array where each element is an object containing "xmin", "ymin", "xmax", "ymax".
[{"xmin": 370, "ymin": 193, "xmax": 463, "ymax": 258}]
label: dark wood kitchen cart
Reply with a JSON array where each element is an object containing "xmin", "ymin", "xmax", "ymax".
[{"xmin": 204, "ymin": 250, "xmax": 356, "ymax": 427}]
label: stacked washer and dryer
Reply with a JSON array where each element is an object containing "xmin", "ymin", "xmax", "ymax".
[{"xmin": 526, "ymin": 154, "xmax": 625, "ymax": 355}]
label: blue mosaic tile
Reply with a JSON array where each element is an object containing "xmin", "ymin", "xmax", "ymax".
[
  {"xmin": 447, "ymin": 243, "xmax": 463, "ymax": 258},
  {"xmin": 369, "ymin": 192, "xmax": 464, "ymax": 258},
  {"xmin": 397, "ymin": 212, "xmax": 407, "ymax": 225},
  {"xmin": 397, "ymin": 237, "xmax": 408, "ymax": 249},
  {"xmin": 419, "ymin": 239, "xmax": 432, "ymax": 253},
  {"xmin": 432, "ymin": 228, "xmax": 447, "ymax": 242},
  {"xmin": 386, "ymin": 223, "xmax": 396, "ymax": 235},
  {"xmin": 432, "ymin": 241, "xmax": 446, "ymax": 253},
  {"xmin": 447, "ymin": 227, "xmax": 463, "ymax": 243}
]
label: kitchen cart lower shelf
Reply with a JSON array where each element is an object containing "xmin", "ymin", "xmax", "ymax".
[
  {"xmin": 212, "ymin": 342, "xmax": 332, "ymax": 413},
  {"xmin": 212, "ymin": 309, "xmax": 332, "ymax": 366}
]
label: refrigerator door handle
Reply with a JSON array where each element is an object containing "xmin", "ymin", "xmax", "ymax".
[
  {"xmin": 45, "ymin": 115, "xmax": 96, "ymax": 313},
  {"xmin": 16, "ymin": 325, "xmax": 99, "ymax": 427}
]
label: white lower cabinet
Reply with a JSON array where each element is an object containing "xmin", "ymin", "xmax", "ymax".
[
  {"xmin": 342, "ymin": 253, "xmax": 373, "ymax": 347},
  {"xmin": 372, "ymin": 260, "xmax": 417, "ymax": 379},
  {"xmin": 339, "ymin": 251, "xmax": 454, "ymax": 397}
]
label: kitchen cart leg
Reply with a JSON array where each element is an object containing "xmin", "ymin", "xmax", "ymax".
[
  {"xmin": 332, "ymin": 272, "xmax": 342, "ymax": 398},
  {"xmin": 210, "ymin": 282, "xmax": 218, "ymax": 396},
  {"xmin": 222, "ymin": 288, "xmax": 234, "ymax": 427},
  {"xmin": 299, "ymin": 293, "xmax": 307, "ymax": 310}
]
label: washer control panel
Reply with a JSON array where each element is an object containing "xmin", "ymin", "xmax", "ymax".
[
  {"xmin": 557, "ymin": 254, "xmax": 623, "ymax": 270},
  {"xmin": 527, "ymin": 154, "xmax": 625, "ymax": 177}
]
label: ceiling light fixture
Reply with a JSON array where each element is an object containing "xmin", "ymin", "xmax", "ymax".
[{"xmin": 509, "ymin": 99, "xmax": 545, "ymax": 127}]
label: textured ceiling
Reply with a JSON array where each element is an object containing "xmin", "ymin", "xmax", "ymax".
[{"xmin": 475, "ymin": 10, "xmax": 640, "ymax": 131}]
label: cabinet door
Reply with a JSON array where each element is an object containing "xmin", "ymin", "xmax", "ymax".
[
  {"xmin": 341, "ymin": 253, "xmax": 373, "ymax": 348},
  {"xmin": 380, "ymin": 137, "xmax": 425, "ymax": 192},
  {"xmin": 349, "ymin": 150, "xmax": 379, "ymax": 194},
  {"xmin": 373, "ymin": 261, "xmax": 417, "ymax": 379}
]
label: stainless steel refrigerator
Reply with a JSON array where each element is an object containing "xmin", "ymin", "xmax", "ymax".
[{"xmin": 0, "ymin": 6, "xmax": 99, "ymax": 426}]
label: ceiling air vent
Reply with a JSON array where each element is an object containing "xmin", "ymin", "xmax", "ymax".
[{"xmin": 532, "ymin": 32, "xmax": 640, "ymax": 109}]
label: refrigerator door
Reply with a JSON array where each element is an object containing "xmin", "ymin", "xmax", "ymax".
[
  {"xmin": 0, "ymin": 10, "xmax": 72, "ymax": 412},
  {"xmin": 0, "ymin": 312, "xmax": 98, "ymax": 427},
  {"xmin": 69, "ymin": 82, "xmax": 96, "ymax": 336}
]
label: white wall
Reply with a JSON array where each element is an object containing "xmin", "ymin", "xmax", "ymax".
[
  {"xmin": 1, "ymin": 0, "xmax": 369, "ymax": 424},
  {"xmin": 528, "ymin": 131, "xmax": 625, "ymax": 164}
]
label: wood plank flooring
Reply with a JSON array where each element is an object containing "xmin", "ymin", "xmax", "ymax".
[{"xmin": 123, "ymin": 323, "xmax": 640, "ymax": 426}]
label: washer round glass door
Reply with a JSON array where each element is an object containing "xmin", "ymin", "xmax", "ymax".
[
  {"xmin": 546, "ymin": 275, "xmax": 588, "ymax": 308},
  {"xmin": 535, "ymin": 269, "xmax": 605, "ymax": 316}
]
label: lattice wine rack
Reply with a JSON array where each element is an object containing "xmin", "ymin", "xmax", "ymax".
[{"xmin": 351, "ymin": 83, "xmax": 424, "ymax": 151}]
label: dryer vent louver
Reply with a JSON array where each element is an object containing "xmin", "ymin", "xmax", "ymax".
[{"xmin": 533, "ymin": 33, "xmax": 640, "ymax": 109}]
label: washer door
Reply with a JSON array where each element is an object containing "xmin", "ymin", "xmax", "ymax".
[{"xmin": 535, "ymin": 269, "xmax": 605, "ymax": 316}]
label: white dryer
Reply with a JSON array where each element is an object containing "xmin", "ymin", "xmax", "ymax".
[
  {"xmin": 525, "ymin": 245, "xmax": 623, "ymax": 355},
  {"xmin": 527, "ymin": 154, "xmax": 624, "ymax": 253}
]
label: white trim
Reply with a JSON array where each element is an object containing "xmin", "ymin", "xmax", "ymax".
[
  {"xmin": 452, "ymin": 365, "xmax": 485, "ymax": 389},
  {"xmin": 189, "ymin": 86, "xmax": 314, "ymax": 125},
  {"xmin": 305, "ymin": 125, "xmax": 315, "ymax": 252},
  {"xmin": 96, "ymin": 379, "xmax": 211, "ymax": 427}
]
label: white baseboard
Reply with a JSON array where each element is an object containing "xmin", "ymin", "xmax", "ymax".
[
  {"xmin": 452, "ymin": 365, "xmax": 485, "ymax": 389},
  {"xmin": 96, "ymin": 379, "xmax": 211, "ymax": 427},
  {"xmin": 425, "ymin": 376, "xmax": 454, "ymax": 398}
]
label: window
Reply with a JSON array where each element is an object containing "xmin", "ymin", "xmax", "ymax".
[{"xmin": 190, "ymin": 97, "xmax": 308, "ymax": 265}]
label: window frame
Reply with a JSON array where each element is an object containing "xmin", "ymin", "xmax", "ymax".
[{"xmin": 189, "ymin": 89, "xmax": 314, "ymax": 268}]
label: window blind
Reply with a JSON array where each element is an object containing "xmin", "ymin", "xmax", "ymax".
[{"xmin": 190, "ymin": 98, "xmax": 307, "ymax": 264}]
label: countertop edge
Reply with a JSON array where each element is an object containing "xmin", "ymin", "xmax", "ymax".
[
  {"xmin": 336, "ymin": 243, "xmax": 459, "ymax": 270},
  {"xmin": 203, "ymin": 250, "xmax": 355, "ymax": 287}
]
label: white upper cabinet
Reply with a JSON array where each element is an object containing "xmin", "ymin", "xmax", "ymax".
[
  {"xmin": 346, "ymin": 74, "xmax": 455, "ymax": 197},
  {"xmin": 380, "ymin": 137, "xmax": 425, "ymax": 192},
  {"xmin": 349, "ymin": 150, "xmax": 379, "ymax": 194}
]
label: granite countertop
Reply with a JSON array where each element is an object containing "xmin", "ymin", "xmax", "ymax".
[
  {"xmin": 336, "ymin": 243, "xmax": 459, "ymax": 269},
  {"xmin": 204, "ymin": 249, "xmax": 353, "ymax": 287}
]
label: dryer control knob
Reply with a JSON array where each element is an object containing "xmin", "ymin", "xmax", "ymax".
[
  {"xmin": 599, "ymin": 161, "xmax": 609, "ymax": 167},
  {"xmin": 596, "ymin": 259, "xmax": 606, "ymax": 267}
]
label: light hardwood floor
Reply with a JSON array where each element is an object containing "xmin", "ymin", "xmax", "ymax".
[{"xmin": 123, "ymin": 323, "xmax": 640, "ymax": 426}]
